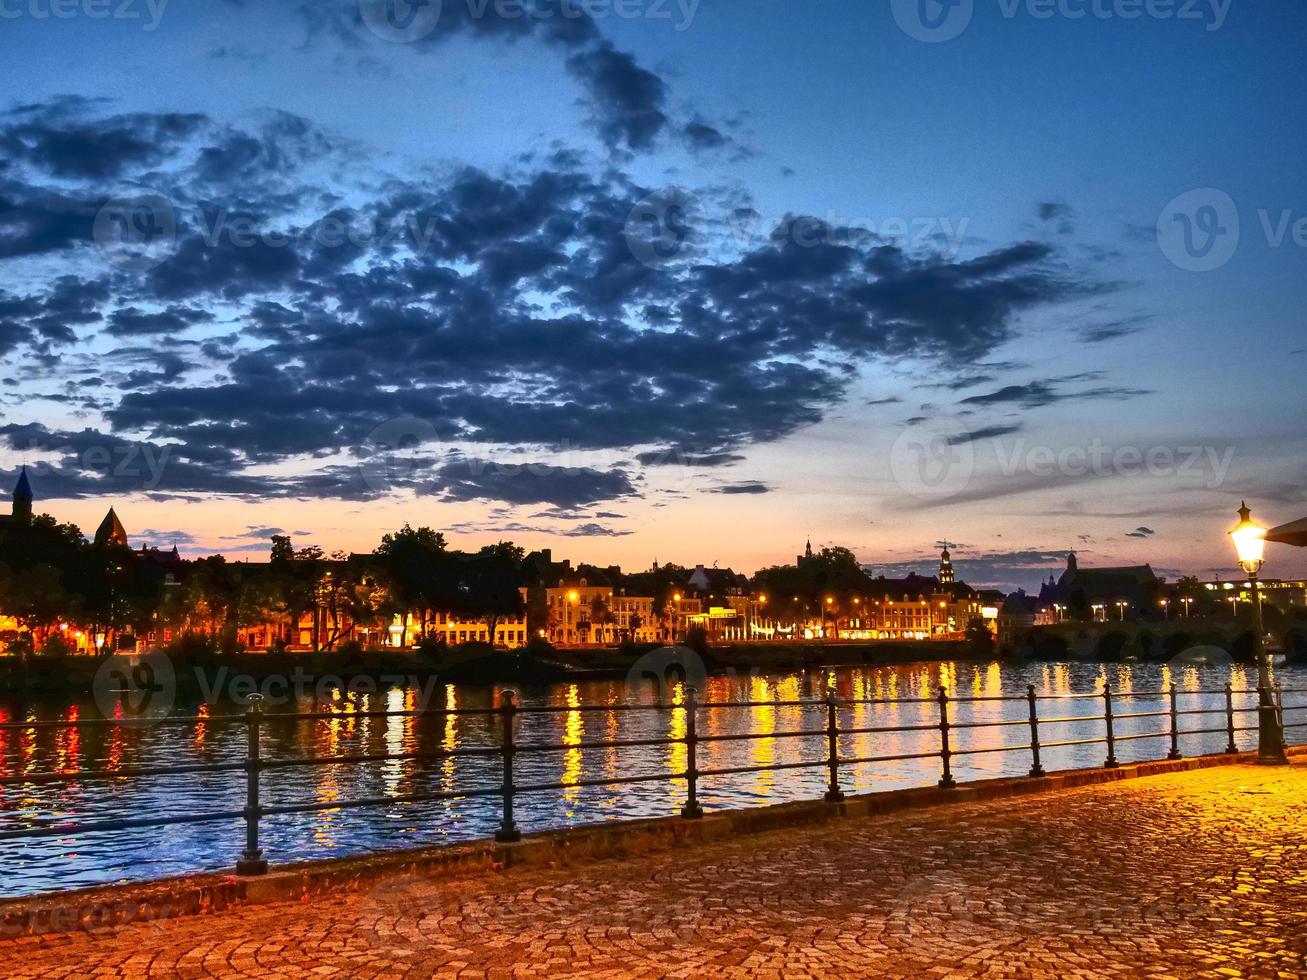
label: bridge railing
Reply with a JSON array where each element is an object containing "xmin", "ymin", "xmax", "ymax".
[{"xmin": 0, "ymin": 683, "xmax": 1303, "ymax": 876}]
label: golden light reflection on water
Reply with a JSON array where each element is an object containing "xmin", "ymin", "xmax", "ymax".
[
  {"xmin": 750, "ymin": 677, "xmax": 775, "ymax": 796},
  {"xmin": 667, "ymin": 682, "xmax": 686, "ymax": 806},
  {"xmin": 561, "ymin": 684, "xmax": 583, "ymax": 811}
]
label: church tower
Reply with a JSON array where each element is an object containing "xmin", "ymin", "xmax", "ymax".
[
  {"xmin": 939, "ymin": 543, "xmax": 955, "ymax": 585},
  {"xmin": 94, "ymin": 507, "xmax": 129, "ymax": 548},
  {"xmin": 11, "ymin": 466, "xmax": 32, "ymax": 524}
]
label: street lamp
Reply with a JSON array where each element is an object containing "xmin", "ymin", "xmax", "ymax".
[
  {"xmin": 1159, "ymin": 598, "xmax": 1170, "ymax": 620},
  {"xmin": 1180, "ymin": 596, "xmax": 1194, "ymax": 618},
  {"xmin": 1230, "ymin": 502, "xmax": 1287, "ymax": 764},
  {"xmin": 1115, "ymin": 600, "xmax": 1128, "ymax": 622}
]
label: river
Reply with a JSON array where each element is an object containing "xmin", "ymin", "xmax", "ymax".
[{"xmin": 2, "ymin": 658, "xmax": 1304, "ymax": 899}]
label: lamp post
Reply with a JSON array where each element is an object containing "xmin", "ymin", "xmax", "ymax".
[
  {"xmin": 1230, "ymin": 502, "xmax": 1287, "ymax": 764},
  {"xmin": 1181, "ymin": 596, "xmax": 1194, "ymax": 619},
  {"xmin": 1115, "ymin": 600, "xmax": 1129, "ymax": 622},
  {"xmin": 1159, "ymin": 598, "xmax": 1170, "ymax": 620}
]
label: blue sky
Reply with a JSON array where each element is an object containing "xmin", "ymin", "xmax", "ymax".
[{"xmin": 1, "ymin": 0, "xmax": 1304, "ymax": 590}]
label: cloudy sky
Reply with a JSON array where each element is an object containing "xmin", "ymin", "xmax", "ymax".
[{"xmin": 1, "ymin": 0, "xmax": 1304, "ymax": 591}]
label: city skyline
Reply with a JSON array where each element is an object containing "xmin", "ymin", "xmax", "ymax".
[{"xmin": 2, "ymin": 2, "xmax": 1305, "ymax": 589}]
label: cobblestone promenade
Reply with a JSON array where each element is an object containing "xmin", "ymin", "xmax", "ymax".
[{"xmin": 5, "ymin": 762, "xmax": 1306, "ymax": 978}]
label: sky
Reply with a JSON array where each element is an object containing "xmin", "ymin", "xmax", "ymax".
[{"xmin": 1, "ymin": 0, "xmax": 1304, "ymax": 592}]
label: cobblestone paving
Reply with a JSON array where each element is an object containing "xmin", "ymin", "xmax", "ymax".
[{"xmin": 5, "ymin": 763, "xmax": 1307, "ymax": 978}]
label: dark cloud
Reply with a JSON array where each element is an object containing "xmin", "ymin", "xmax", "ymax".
[
  {"xmin": 0, "ymin": 102, "xmax": 206, "ymax": 179},
  {"xmin": 560, "ymin": 522, "xmax": 634, "ymax": 537},
  {"xmin": 434, "ymin": 459, "xmax": 638, "ymax": 508},
  {"xmin": 1077, "ymin": 313, "xmax": 1151, "ymax": 344},
  {"xmin": 960, "ymin": 377, "xmax": 1151, "ymax": 409},
  {"xmin": 714, "ymin": 482, "xmax": 770, "ymax": 494},
  {"xmin": 0, "ymin": 102, "xmax": 1116, "ymax": 508},
  {"xmin": 950, "ymin": 424, "xmax": 1023, "ymax": 445},
  {"xmin": 1126, "ymin": 526, "xmax": 1156, "ymax": 538},
  {"xmin": 567, "ymin": 43, "xmax": 668, "ymax": 150}
]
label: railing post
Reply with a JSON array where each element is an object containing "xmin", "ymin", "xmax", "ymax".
[
  {"xmin": 1026, "ymin": 684, "xmax": 1045, "ymax": 777},
  {"xmin": 1103, "ymin": 682, "xmax": 1119, "ymax": 769},
  {"xmin": 823, "ymin": 685, "xmax": 844, "ymax": 803},
  {"xmin": 680, "ymin": 686, "xmax": 704, "ymax": 819},
  {"xmin": 937, "ymin": 688, "xmax": 956, "ymax": 789},
  {"xmin": 236, "ymin": 694, "xmax": 268, "ymax": 875},
  {"xmin": 1166, "ymin": 682, "xmax": 1182, "ymax": 760},
  {"xmin": 494, "ymin": 690, "xmax": 522, "ymax": 843},
  {"xmin": 1224, "ymin": 683, "xmax": 1238, "ymax": 753}
]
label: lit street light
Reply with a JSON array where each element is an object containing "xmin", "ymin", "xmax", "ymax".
[{"xmin": 1230, "ymin": 502, "xmax": 1287, "ymax": 765}]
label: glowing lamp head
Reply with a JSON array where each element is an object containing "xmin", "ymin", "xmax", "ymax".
[
  {"xmin": 567, "ymin": 590, "xmax": 580, "ymax": 603},
  {"xmin": 1230, "ymin": 502, "xmax": 1267, "ymax": 571},
  {"xmin": 825, "ymin": 596, "xmax": 834, "ymax": 605},
  {"xmin": 672, "ymin": 592, "xmax": 682, "ymax": 602}
]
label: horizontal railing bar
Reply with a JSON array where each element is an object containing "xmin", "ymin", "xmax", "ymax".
[
  {"xmin": 838, "ymin": 722, "xmax": 941, "ymax": 736},
  {"xmin": 0, "ymin": 760, "xmax": 246, "ymax": 786},
  {"xmin": 1177, "ymin": 726, "xmax": 1237, "ymax": 736},
  {"xmin": 842, "ymin": 697, "xmax": 935, "ymax": 706},
  {"xmin": 267, "ymin": 708, "xmax": 496, "ymax": 722},
  {"xmin": 698, "ymin": 729, "xmax": 821, "ymax": 744},
  {"xmin": 941, "ymin": 695, "xmax": 1028, "ymax": 704},
  {"xmin": 701, "ymin": 700, "xmax": 825, "ymax": 710},
  {"xmin": 514, "ymin": 736, "xmax": 676, "ymax": 754},
  {"xmin": 1173, "ymin": 708, "xmax": 1229, "ymax": 717},
  {"xmin": 1034, "ymin": 714, "xmax": 1107, "ymax": 726},
  {"xmin": 1039, "ymin": 736, "xmax": 1108, "ymax": 749},
  {"xmin": 259, "ymin": 747, "xmax": 502, "ymax": 769},
  {"xmin": 0, "ymin": 715, "xmax": 248, "ymax": 731},
  {"xmin": 697, "ymin": 758, "xmax": 829, "ymax": 779},
  {"xmin": 519, "ymin": 703, "xmax": 675, "ymax": 714},
  {"xmin": 1110, "ymin": 710, "xmax": 1171, "ymax": 721},
  {"xmin": 261, "ymin": 786, "xmax": 503, "ymax": 817},
  {"xmin": 950, "ymin": 743, "xmax": 1033, "ymax": 757},
  {"xmin": 0, "ymin": 808, "xmax": 245, "ymax": 841},
  {"xmin": 948, "ymin": 719, "xmax": 1030, "ymax": 730},
  {"xmin": 841, "ymin": 751, "xmax": 943, "ymax": 766},
  {"xmin": 516, "ymin": 771, "xmax": 684, "ymax": 794},
  {"xmin": 1113, "ymin": 731, "xmax": 1170, "ymax": 743}
]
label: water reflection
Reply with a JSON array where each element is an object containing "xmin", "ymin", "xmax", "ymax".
[{"xmin": 1, "ymin": 659, "xmax": 1304, "ymax": 898}]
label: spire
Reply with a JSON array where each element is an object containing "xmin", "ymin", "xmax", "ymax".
[
  {"xmin": 805, "ymin": 537, "xmax": 813, "ymax": 560},
  {"xmin": 939, "ymin": 541, "xmax": 955, "ymax": 584},
  {"xmin": 10, "ymin": 466, "xmax": 32, "ymax": 523},
  {"xmin": 94, "ymin": 507, "xmax": 129, "ymax": 548}
]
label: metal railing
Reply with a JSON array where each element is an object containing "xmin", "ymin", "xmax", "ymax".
[{"xmin": 0, "ymin": 683, "xmax": 1303, "ymax": 877}]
